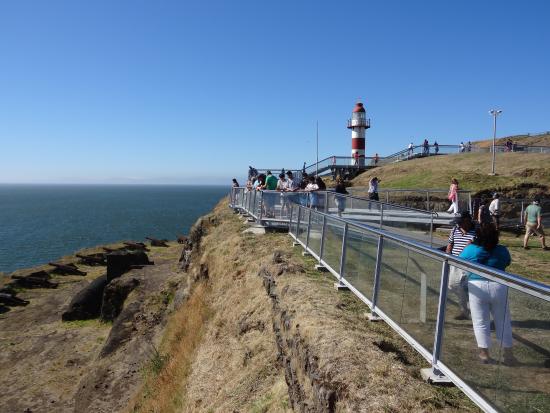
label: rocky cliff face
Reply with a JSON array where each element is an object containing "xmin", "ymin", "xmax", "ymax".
[{"xmin": 132, "ymin": 201, "xmax": 476, "ymax": 412}]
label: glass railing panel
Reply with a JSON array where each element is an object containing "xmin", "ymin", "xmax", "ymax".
[
  {"xmin": 307, "ymin": 212, "xmax": 324, "ymax": 257},
  {"xmin": 289, "ymin": 205, "xmax": 298, "ymax": 236},
  {"xmin": 342, "ymin": 227, "xmax": 378, "ymax": 301},
  {"xmin": 376, "ymin": 240, "xmax": 440, "ymax": 352},
  {"xmin": 321, "ymin": 216, "xmax": 345, "ymax": 273},
  {"xmin": 380, "ymin": 205, "xmax": 433, "ymax": 244},
  {"xmin": 441, "ymin": 268, "xmax": 550, "ymax": 412},
  {"xmin": 297, "ymin": 208, "xmax": 310, "ymax": 244}
]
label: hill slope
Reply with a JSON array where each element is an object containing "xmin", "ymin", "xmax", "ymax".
[
  {"xmin": 474, "ymin": 132, "xmax": 550, "ymax": 148},
  {"xmin": 352, "ymin": 152, "xmax": 550, "ymax": 197}
]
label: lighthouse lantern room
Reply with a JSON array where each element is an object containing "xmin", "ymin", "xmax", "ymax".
[{"xmin": 347, "ymin": 102, "xmax": 371, "ymax": 166}]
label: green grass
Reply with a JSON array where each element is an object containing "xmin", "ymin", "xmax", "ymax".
[{"xmin": 352, "ymin": 152, "xmax": 550, "ymax": 196}]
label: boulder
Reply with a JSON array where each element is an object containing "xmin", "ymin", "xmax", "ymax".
[
  {"xmin": 101, "ymin": 277, "xmax": 140, "ymax": 321},
  {"xmin": 106, "ymin": 251, "xmax": 153, "ymax": 281},
  {"xmin": 62, "ymin": 275, "xmax": 109, "ymax": 321}
]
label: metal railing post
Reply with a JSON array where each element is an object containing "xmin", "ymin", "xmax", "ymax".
[
  {"xmin": 319, "ymin": 215, "xmax": 327, "ymax": 261},
  {"xmin": 305, "ymin": 210, "xmax": 312, "ymax": 249},
  {"xmin": 386, "ymin": 192, "xmax": 389, "ymax": 203},
  {"xmin": 252, "ymin": 189, "xmax": 257, "ymax": 216},
  {"xmin": 431, "ymin": 260, "xmax": 450, "ymax": 369},
  {"xmin": 426, "ymin": 191, "xmax": 430, "ymax": 211},
  {"xmin": 324, "ymin": 192, "xmax": 329, "ymax": 213},
  {"xmin": 258, "ymin": 191, "xmax": 264, "ymax": 222},
  {"xmin": 338, "ymin": 223, "xmax": 349, "ymax": 284},
  {"xmin": 369, "ymin": 235, "xmax": 384, "ymax": 320},
  {"xmin": 379, "ymin": 204, "xmax": 384, "ymax": 229},
  {"xmin": 288, "ymin": 204, "xmax": 293, "ymax": 234},
  {"xmin": 296, "ymin": 207, "xmax": 302, "ymax": 238},
  {"xmin": 430, "ymin": 214, "xmax": 434, "ymax": 248},
  {"xmin": 468, "ymin": 192, "xmax": 472, "ymax": 214}
]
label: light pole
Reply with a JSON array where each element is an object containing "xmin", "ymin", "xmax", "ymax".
[{"xmin": 489, "ymin": 109, "xmax": 502, "ymax": 175}]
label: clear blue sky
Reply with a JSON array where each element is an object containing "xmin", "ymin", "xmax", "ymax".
[{"xmin": 1, "ymin": 0, "xmax": 549, "ymax": 184}]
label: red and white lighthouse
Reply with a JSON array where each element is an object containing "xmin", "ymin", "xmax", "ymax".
[{"xmin": 347, "ymin": 102, "xmax": 371, "ymax": 166}]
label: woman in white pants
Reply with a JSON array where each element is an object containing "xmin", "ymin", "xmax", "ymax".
[
  {"xmin": 459, "ymin": 224, "xmax": 516, "ymax": 365},
  {"xmin": 446, "ymin": 178, "xmax": 459, "ymax": 214}
]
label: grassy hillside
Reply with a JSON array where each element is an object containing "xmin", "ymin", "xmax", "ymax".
[
  {"xmin": 474, "ymin": 132, "xmax": 550, "ymax": 148},
  {"xmin": 351, "ymin": 152, "xmax": 550, "ymax": 196}
]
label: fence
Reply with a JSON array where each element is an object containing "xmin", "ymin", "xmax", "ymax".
[
  {"xmin": 230, "ymin": 188, "xmax": 445, "ymax": 245},
  {"xmin": 350, "ymin": 187, "xmax": 473, "ymax": 214},
  {"xmin": 288, "ymin": 204, "xmax": 550, "ymax": 413}
]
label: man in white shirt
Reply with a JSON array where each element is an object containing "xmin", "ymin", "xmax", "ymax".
[
  {"xmin": 408, "ymin": 142, "xmax": 414, "ymax": 158},
  {"xmin": 489, "ymin": 193, "xmax": 500, "ymax": 230}
]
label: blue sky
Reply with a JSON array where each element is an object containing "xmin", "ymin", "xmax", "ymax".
[{"xmin": 1, "ymin": 0, "xmax": 549, "ymax": 184}]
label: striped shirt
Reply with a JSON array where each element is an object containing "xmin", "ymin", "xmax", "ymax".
[{"xmin": 448, "ymin": 226, "xmax": 476, "ymax": 256}]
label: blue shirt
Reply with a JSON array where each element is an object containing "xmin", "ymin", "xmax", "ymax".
[{"xmin": 458, "ymin": 244, "xmax": 511, "ymax": 281}]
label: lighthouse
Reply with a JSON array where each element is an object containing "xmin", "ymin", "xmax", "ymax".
[{"xmin": 347, "ymin": 102, "xmax": 371, "ymax": 166}]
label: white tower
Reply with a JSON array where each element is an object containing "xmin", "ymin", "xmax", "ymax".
[{"xmin": 347, "ymin": 102, "xmax": 371, "ymax": 166}]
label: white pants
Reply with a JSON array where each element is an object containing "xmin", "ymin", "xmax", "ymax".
[
  {"xmin": 447, "ymin": 199, "xmax": 459, "ymax": 214},
  {"xmin": 448, "ymin": 266, "xmax": 468, "ymax": 313},
  {"xmin": 468, "ymin": 280, "xmax": 513, "ymax": 349}
]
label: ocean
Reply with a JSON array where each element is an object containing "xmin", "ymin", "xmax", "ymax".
[{"xmin": 0, "ymin": 184, "xmax": 229, "ymax": 274}]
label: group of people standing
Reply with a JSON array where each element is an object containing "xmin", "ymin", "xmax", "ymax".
[{"xmin": 407, "ymin": 140, "xmax": 440, "ymax": 158}]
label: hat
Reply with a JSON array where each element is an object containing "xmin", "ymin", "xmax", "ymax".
[{"xmin": 452, "ymin": 211, "xmax": 472, "ymax": 225}]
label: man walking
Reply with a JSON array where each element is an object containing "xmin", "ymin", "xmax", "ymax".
[
  {"xmin": 489, "ymin": 193, "xmax": 500, "ymax": 230},
  {"xmin": 524, "ymin": 197, "xmax": 548, "ymax": 250}
]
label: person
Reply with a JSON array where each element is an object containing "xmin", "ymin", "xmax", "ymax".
[
  {"xmin": 262, "ymin": 170, "xmax": 278, "ymax": 217},
  {"xmin": 446, "ymin": 178, "xmax": 459, "ymax": 214},
  {"xmin": 523, "ymin": 197, "xmax": 548, "ymax": 250},
  {"xmin": 368, "ymin": 177, "xmax": 380, "ymax": 201},
  {"xmin": 354, "ymin": 151, "xmax": 359, "ymax": 166},
  {"xmin": 302, "ymin": 162, "xmax": 306, "ymax": 174},
  {"xmin": 459, "ymin": 224, "xmax": 515, "ymax": 365},
  {"xmin": 304, "ymin": 176, "xmax": 319, "ymax": 208},
  {"xmin": 248, "ymin": 166, "xmax": 258, "ymax": 180},
  {"xmin": 477, "ymin": 198, "xmax": 492, "ymax": 226},
  {"xmin": 276, "ymin": 173, "xmax": 288, "ymax": 191},
  {"xmin": 408, "ymin": 142, "xmax": 414, "ymax": 158},
  {"xmin": 254, "ymin": 174, "xmax": 266, "ymax": 190},
  {"xmin": 374, "ymin": 153, "xmax": 379, "ymax": 165},
  {"xmin": 467, "ymin": 141, "xmax": 472, "ymax": 152},
  {"xmin": 459, "ymin": 142, "xmax": 465, "ymax": 153},
  {"xmin": 434, "ymin": 141, "xmax": 439, "ymax": 155},
  {"xmin": 276, "ymin": 173, "xmax": 289, "ymax": 218},
  {"xmin": 245, "ymin": 178, "xmax": 254, "ymax": 192},
  {"xmin": 446, "ymin": 211, "xmax": 476, "ymax": 320},
  {"xmin": 334, "ymin": 177, "xmax": 348, "ymax": 217},
  {"xmin": 423, "ymin": 139, "xmax": 429, "ymax": 156},
  {"xmin": 232, "ymin": 178, "xmax": 240, "ymax": 188},
  {"xmin": 489, "ymin": 193, "xmax": 500, "ymax": 230}
]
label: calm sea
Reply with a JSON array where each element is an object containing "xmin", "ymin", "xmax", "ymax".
[{"xmin": 0, "ymin": 185, "xmax": 228, "ymax": 273}]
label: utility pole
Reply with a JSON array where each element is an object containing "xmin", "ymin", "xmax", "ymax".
[{"xmin": 489, "ymin": 109, "xmax": 502, "ymax": 175}]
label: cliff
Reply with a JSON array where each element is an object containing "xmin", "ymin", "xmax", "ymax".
[
  {"xmin": 130, "ymin": 200, "xmax": 476, "ymax": 412},
  {"xmin": 1, "ymin": 198, "xmax": 478, "ymax": 412}
]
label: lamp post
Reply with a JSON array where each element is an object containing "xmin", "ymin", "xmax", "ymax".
[{"xmin": 489, "ymin": 109, "xmax": 502, "ymax": 175}]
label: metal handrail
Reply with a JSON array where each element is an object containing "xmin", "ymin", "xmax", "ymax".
[{"xmin": 291, "ymin": 204, "xmax": 549, "ymax": 298}]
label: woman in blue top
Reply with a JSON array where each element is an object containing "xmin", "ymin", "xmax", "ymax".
[{"xmin": 459, "ymin": 224, "xmax": 516, "ymax": 364}]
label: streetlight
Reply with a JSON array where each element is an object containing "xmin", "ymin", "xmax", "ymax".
[{"xmin": 489, "ymin": 109, "xmax": 502, "ymax": 175}]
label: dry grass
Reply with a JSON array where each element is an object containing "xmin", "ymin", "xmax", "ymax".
[{"xmin": 128, "ymin": 281, "xmax": 212, "ymax": 413}]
